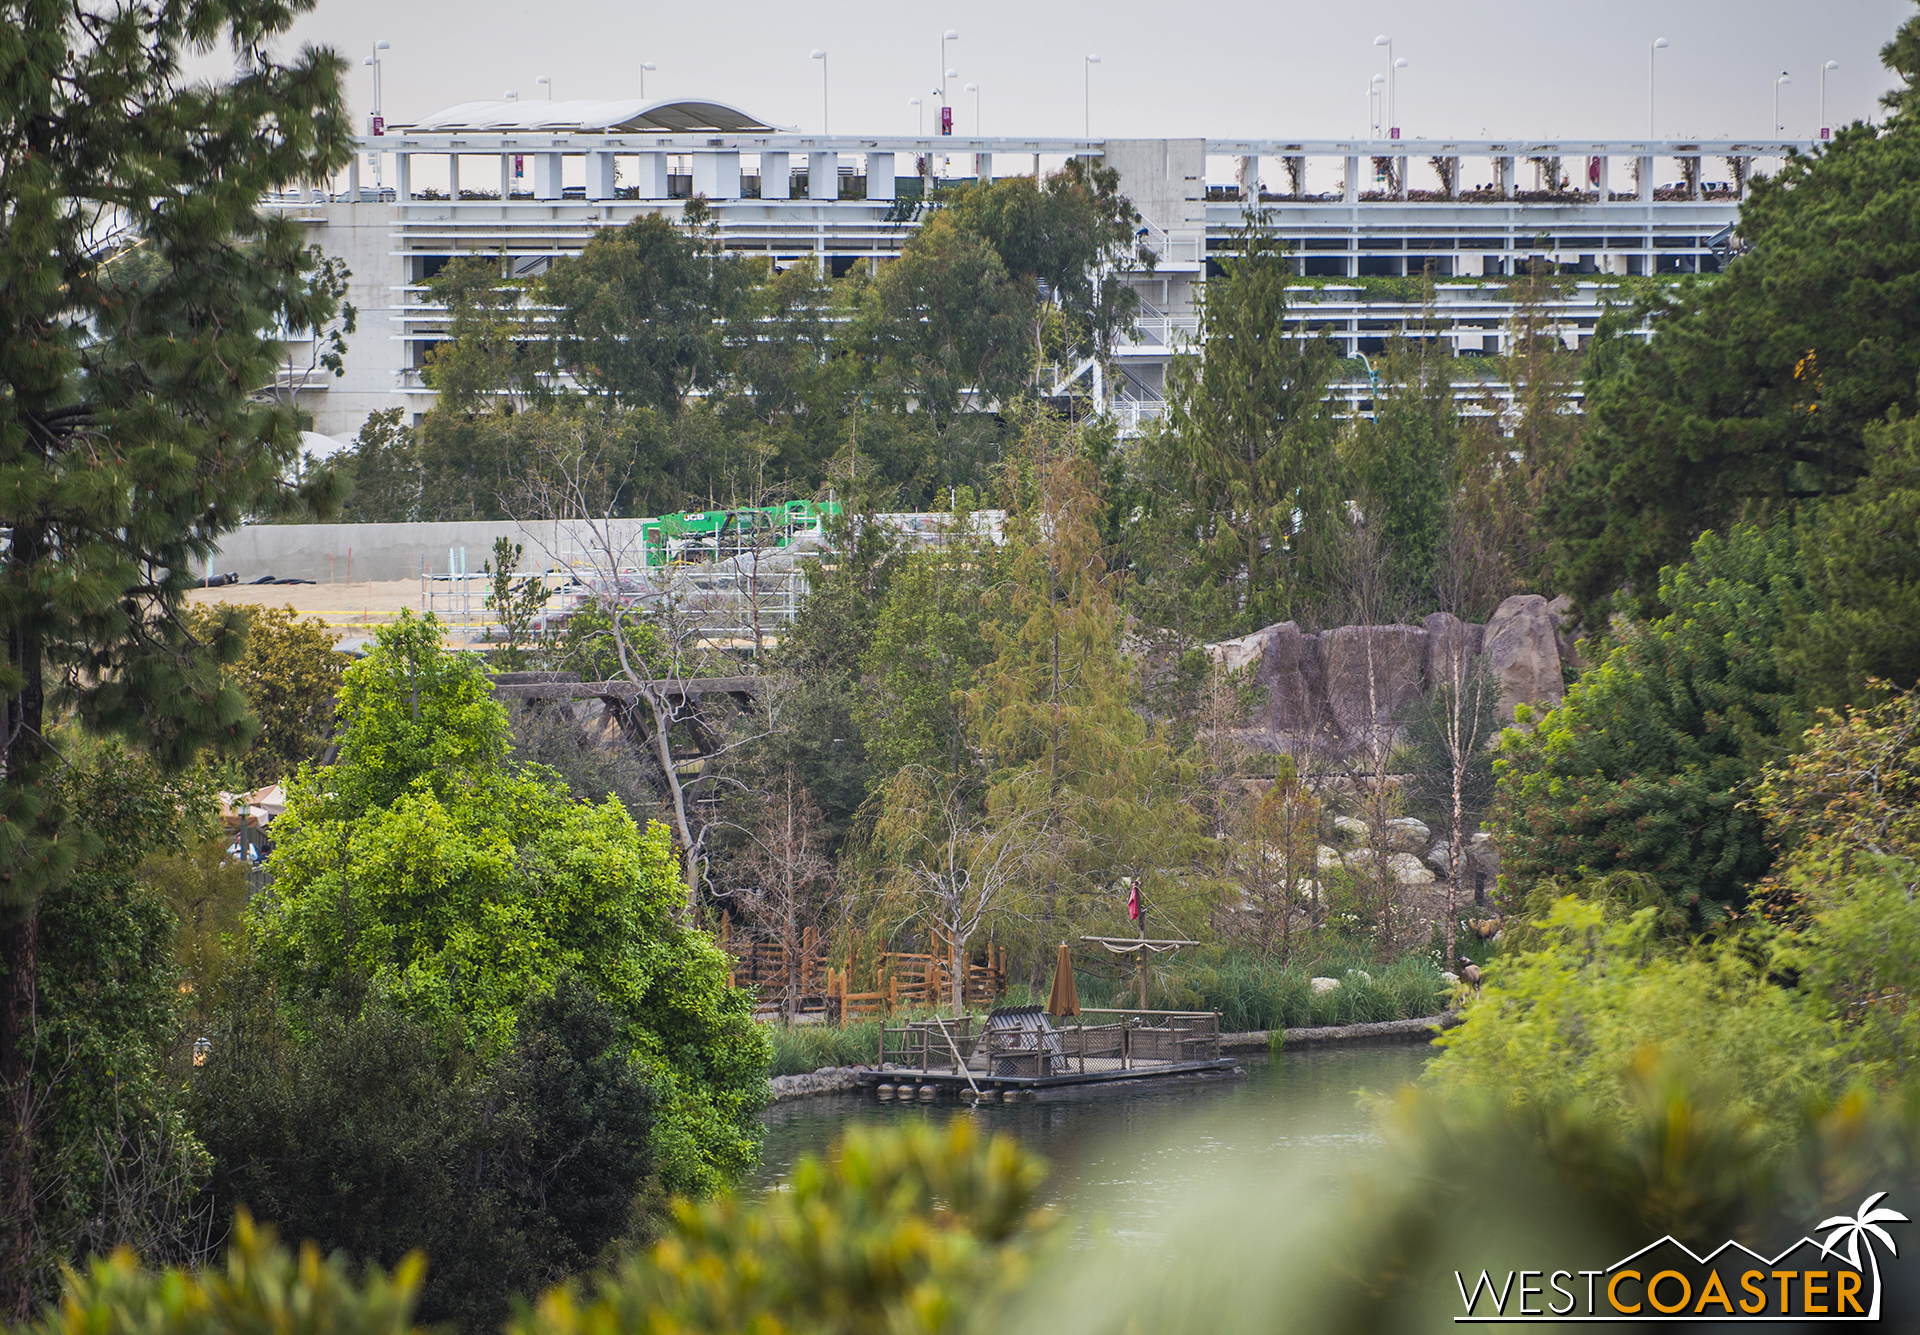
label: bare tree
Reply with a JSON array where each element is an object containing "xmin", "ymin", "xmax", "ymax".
[
  {"xmin": 715, "ymin": 767, "xmax": 835, "ymax": 1018},
  {"xmin": 1223, "ymin": 765, "xmax": 1322, "ymax": 962},
  {"xmin": 504, "ymin": 421, "xmax": 788, "ymax": 911},
  {"xmin": 868, "ymin": 766, "xmax": 1043, "ymax": 1013},
  {"xmin": 1421, "ymin": 509, "xmax": 1503, "ymax": 968}
]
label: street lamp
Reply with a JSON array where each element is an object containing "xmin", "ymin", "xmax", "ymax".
[
  {"xmin": 536, "ymin": 74, "xmax": 551, "ymax": 100},
  {"xmin": 1372, "ymin": 35, "xmax": 1394, "ymax": 135},
  {"xmin": 363, "ymin": 39, "xmax": 390, "ymax": 186},
  {"xmin": 1821, "ymin": 59, "xmax": 1839, "ymax": 140},
  {"xmin": 503, "ymin": 90, "xmax": 517, "ymax": 100},
  {"xmin": 909, "ymin": 96, "xmax": 923, "ymax": 136},
  {"xmin": 1775, "ymin": 69, "xmax": 1791, "ymax": 136},
  {"xmin": 1392, "ymin": 56, "xmax": 1407, "ymax": 136},
  {"xmin": 965, "ymin": 82, "xmax": 980, "ymax": 135},
  {"xmin": 1085, "ymin": 54, "xmax": 1100, "ymax": 139},
  {"xmin": 1370, "ymin": 73, "xmax": 1385, "ymax": 139},
  {"xmin": 941, "ymin": 28, "xmax": 959, "ymax": 110},
  {"xmin": 640, "ymin": 61, "xmax": 656, "ymax": 99},
  {"xmin": 1649, "ymin": 37, "xmax": 1669, "ymax": 139},
  {"xmin": 811, "ymin": 50, "xmax": 828, "ymax": 133}
]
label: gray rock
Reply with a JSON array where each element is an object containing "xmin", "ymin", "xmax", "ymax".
[
  {"xmin": 1421, "ymin": 612, "xmax": 1486, "ymax": 686},
  {"xmin": 1322, "ymin": 623, "xmax": 1428, "ymax": 741},
  {"xmin": 1386, "ymin": 852, "xmax": 1434, "ymax": 885},
  {"xmin": 1382, "ymin": 816, "xmax": 1430, "ymax": 850},
  {"xmin": 1483, "ymin": 594, "xmax": 1566, "ymax": 723},
  {"xmin": 1333, "ymin": 814, "xmax": 1371, "ymax": 843}
]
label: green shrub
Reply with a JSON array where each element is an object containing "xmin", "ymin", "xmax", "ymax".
[
  {"xmin": 510, "ymin": 1118, "xmax": 1050, "ymax": 1335},
  {"xmin": 23, "ymin": 1212, "xmax": 423, "ymax": 1335}
]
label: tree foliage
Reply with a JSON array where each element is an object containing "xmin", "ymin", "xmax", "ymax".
[
  {"xmin": 185, "ymin": 605, "xmax": 349, "ymax": 787},
  {"xmin": 1140, "ymin": 212, "xmax": 1342, "ymax": 637},
  {"xmin": 194, "ymin": 978, "xmax": 656, "ymax": 1332},
  {"xmin": 252, "ymin": 613, "xmax": 768, "ymax": 1197},
  {"xmin": 0, "ymin": 0, "xmax": 354, "ymax": 1308},
  {"xmin": 1552, "ymin": 45, "xmax": 1920, "ymax": 618},
  {"xmin": 1490, "ymin": 524, "xmax": 1808, "ymax": 922}
]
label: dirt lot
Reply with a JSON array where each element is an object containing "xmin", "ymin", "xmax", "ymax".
[{"xmin": 184, "ymin": 579, "xmax": 497, "ymax": 645}]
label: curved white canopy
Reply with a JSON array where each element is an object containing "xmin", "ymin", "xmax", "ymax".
[{"xmin": 400, "ymin": 98, "xmax": 780, "ymax": 134}]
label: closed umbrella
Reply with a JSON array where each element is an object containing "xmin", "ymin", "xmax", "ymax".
[{"xmin": 1045, "ymin": 942, "xmax": 1080, "ymax": 1018}]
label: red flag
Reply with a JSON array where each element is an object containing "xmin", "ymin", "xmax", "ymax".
[{"xmin": 1126, "ymin": 880, "xmax": 1141, "ymax": 922}]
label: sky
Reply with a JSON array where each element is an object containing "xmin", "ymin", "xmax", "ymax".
[{"xmin": 200, "ymin": 0, "xmax": 1908, "ymax": 145}]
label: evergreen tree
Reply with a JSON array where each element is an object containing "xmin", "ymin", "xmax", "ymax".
[
  {"xmin": 1550, "ymin": 10, "xmax": 1920, "ymax": 620},
  {"xmin": 0, "ymin": 1, "xmax": 353, "ymax": 1309},
  {"xmin": 1491, "ymin": 524, "xmax": 1809, "ymax": 925},
  {"xmin": 1140, "ymin": 211, "xmax": 1342, "ymax": 637},
  {"xmin": 1345, "ymin": 337, "xmax": 1457, "ymax": 602}
]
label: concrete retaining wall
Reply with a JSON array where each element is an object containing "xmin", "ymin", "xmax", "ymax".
[{"xmin": 201, "ymin": 518, "xmax": 654, "ymax": 583}]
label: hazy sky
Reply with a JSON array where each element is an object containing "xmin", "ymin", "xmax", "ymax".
[{"xmin": 211, "ymin": 0, "xmax": 1908, "ymax": 144}]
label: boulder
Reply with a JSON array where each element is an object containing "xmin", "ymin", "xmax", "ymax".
[
  {"xmin": 1322, "ymin": 623, "xmax": 1428, "ymax": 741},
  {"xmin": 1316, "ymin": 844, "xmax": 1343, "ymax": 871},
  {"xmin": 1386, "ymin": 852, "xmax": 1435, "ymax": 886},
  {"xmin": 1421, "ymin": 612, "xmax": 1486, "ymax": 686},
  {"xmin": 1382, "ymin": 816, "xmax": 1430, "ymax": 850},
  {"xmin": 1310, "ymin": 976, "xmax": 1341, "ymax": 994},
  {"xmin": 1483, "ymin": 594, "xmax": 1566, "ymax": 722},
  {"xmin": 1333, "ymin": 815, "xmax": 1370, "ymax": 843},
  {"xmin": 1547, "ymin": 593, "xmax": 1583, "ymax": 677},
  {"xmin": 1424, "ymin": 842, "xmax": 1452, "ymax": 875},
  {"xmin": 1245, "ymin": 621, "xmax": 1330, "ymax": 739}
]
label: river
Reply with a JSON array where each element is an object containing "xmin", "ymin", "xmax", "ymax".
[{"xmin": 752, "ymin": 1042, "xmax": 1433, "ymax": 1233}]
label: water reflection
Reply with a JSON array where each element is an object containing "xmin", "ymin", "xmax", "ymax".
[{"xmin": 754, "ymin": 1042, "xmax": 1433, "ymax": 1232}]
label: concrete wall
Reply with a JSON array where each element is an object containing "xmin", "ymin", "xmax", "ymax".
[
  {"xmin": 292, "ymin": 203, "xmax": 413, "ymax": 440},
  {"xmin": 203, "ymin": 518, "xmax": 658, "ymax": 583}
]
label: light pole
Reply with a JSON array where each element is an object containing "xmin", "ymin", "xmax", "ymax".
[
  {"xmin": 1084, "ymin": 54, "xmax": 1100, "ymax": 139},
  {"xmin": 1775, "ymin": 69, "xmax": 1791, "ymax": 136},
  {"xmin": 1821, "ymin": 59, "xmax": 1839, "ymax": 139},
  {"xmin": 1370, "ymin": 73, "xmax": 1384, "ymax": 138},
  {"xmin": 811, "ymin": 50, "xmax": 827, "ymax": 133},
  {"xmin": 640, "ymin": 61, "xmax": 655, "ymax": 99},
  {"xmin": 1373, "ymin": 35, "xmax": 1393, "ymax": 134},
  {"xmin": 965, "ymin": 81, "xmax": 980, "ymax": 134},
  {"xmin": 941, "ymin": 28, "xmax": 959, "ymax": 110},
  {"xmin": 1649, "ymin": 37, "xmax": 1669, "ymax": 139},
  {"xmin": 536, "ymin": 74, "xmax": 551, "ymax": 99},
  {"xmin": 1393, "ymin": 56, "xmax": 1407, "ymax": 135},
  {"xmin": 910, "ymin": 96, "xmax": 923, "ymax": 136},
  {"xmin": 363, "ymin": 39, "xmax": 389, "ymax": 186}
]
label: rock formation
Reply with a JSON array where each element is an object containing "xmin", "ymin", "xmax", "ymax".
[{"xmin": 1209, "ymin": 594, "xmax": 1576, "ymax": 752}]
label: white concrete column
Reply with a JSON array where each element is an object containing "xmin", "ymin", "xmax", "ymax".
[
  {"xmin": 692, "ymin": 150, "xmax": 741, "ymax": 200},
  {"xmin": 633, "ymin": 152, "xmax": 668, "ymax": 199},
  {"xmin": 1592, "ymin": 154, "xmax": 1609, "ymax": 198},
  {"xmin": 395, "ymin": 151, "xmax": 410, "ymax": 200},
  {"xmin": 867, "ymin": 151, "xmax": 896, "ymax": 200},
  {"xmin": 1637, "ymin": 154, "xmax": 1653, "ymax": 202},
  {"xmin": 1343, "ymin": 154, "xmax": 1360, "ymax": 202},
  {"xmin": 587, "ymin": 152, "xmax": 616, "ymax": 200},
  {"xmin": 1495, "ymin": 155, "xmax": 1514, "ymax": 200},
  {"xmin": 500, "ymin": 153, "xmax": 512, "ymax": 198},
  {"xmin": 1235, "ymin": 154, "xmax": 1257, "ymax": 201},
  {"xmin": 808, "ymin": 151, "xmax": 837, "ymax": 200},
  {"xmin": 971, "ymin": 152, "xmax": 991, "ymax": 182},
  {"xmin": 1444, "ymin": 156, "xmax": 1460, "ymax": 199},
  {"xmin": 759, "ymin": 151, "xmax": 790, "ymax": 199},
  {"xmin": 532, "ymin": 152, "xmax": 562, "ymax": 200},
  {"xmin": 447, "ymin": 154, "xmax": 461, "ymax": 199},
  {"xmin": 348, "ymin": 153, "xmax": 360, "ymax": 199},
  {"xmin": 1031, "ymin": 151, "xmax": 1040, "ymax": 177},
  {"xmin": 1394, "ymin": 153, "xmax": 1407, "ymax": 200}
]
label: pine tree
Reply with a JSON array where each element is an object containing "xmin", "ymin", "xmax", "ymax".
[
  {"xmin": 1142, "ymin": 210, "xmax": 1343, "ymax": 636},
  {"xmin": 0, "ymin": 3, "xmax": 352, "ymax": 1307}
]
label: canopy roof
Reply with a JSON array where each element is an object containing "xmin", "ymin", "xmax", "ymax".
[{"xmin": 400, "ymin": 98, "xmax": 781, "ymax": 135}]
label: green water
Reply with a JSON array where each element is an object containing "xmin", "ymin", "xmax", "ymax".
[{"xmin": 753, "ymin": 1042, "xmax": 1433, "ymax": 1233}]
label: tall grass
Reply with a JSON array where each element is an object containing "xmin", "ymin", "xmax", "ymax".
[
  {"xmin": 765, "ymin": 1019, "xmax": 886, "ymax": 1077},
  {"xmin": 1145, "ymin": 948, "xmax": 1448, "ymax": 1032}
]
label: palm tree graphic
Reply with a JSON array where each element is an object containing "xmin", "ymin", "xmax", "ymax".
[{"xmin": 1817, "ymin": 1191, "xmax": 1909, "ymax": 1320}]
